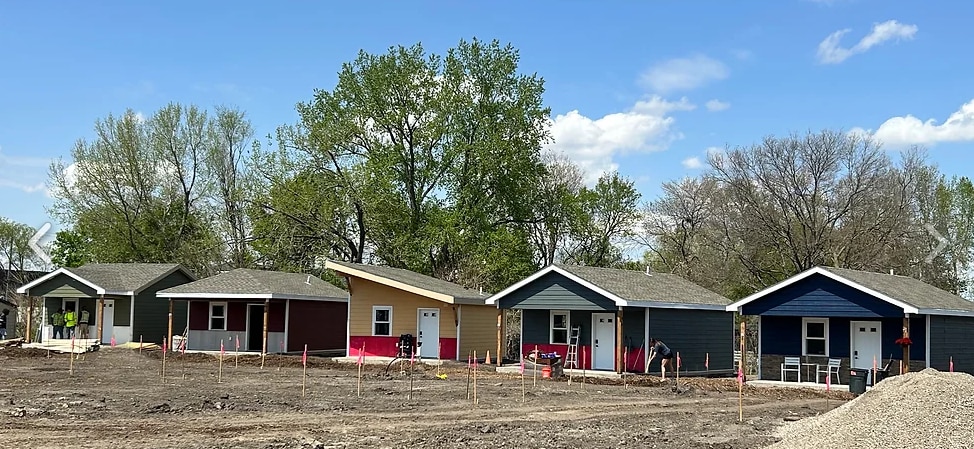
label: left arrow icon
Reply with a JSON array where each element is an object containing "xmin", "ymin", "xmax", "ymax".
[{"xmin": 29, "ymin": 222, "xmax": 52, "ymax": 265}]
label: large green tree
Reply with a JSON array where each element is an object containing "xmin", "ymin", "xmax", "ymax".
[
  {"xmin": 48, "ymin": 104, "xmax": 254, "ymax": 275},
  {"xmin": 255, "ymin": 38, "xmax": 551, "ymax": 290}
]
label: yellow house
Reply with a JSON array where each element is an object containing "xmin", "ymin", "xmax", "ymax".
[{"xmin": 325, "ymin": 260, "xmax": 496, "ymax": 360}]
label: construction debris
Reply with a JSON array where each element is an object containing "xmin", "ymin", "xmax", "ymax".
[
  {"xmin": 770, "ymin": 368, "xmax": 974, "ymax": 448},
  {"xmin": 1, "ymin": 337, "xmax": 25, "ymax": 348},
  {"xmin": 21, "ymin": 339, "xmax": 100, "ymax": 354}
]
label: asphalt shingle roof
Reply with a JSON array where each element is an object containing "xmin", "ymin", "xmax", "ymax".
[
  {"xmin": 822, "ymin": 267, "xmax": 974, "ymax": 313},
  {"xmin": 327, "ymin": 260, "xmax": 486, "ymax": 302},
  {"xmin": 67, "ymin": 263, "xmax": 191, "ymax": 293},
  {"xmin": 555, "ymin": 264, "xmax": 731, "ymax": 306},
  {"xmin": 158, "ymin": 268, "xmax": 346, "ymax": 299}
]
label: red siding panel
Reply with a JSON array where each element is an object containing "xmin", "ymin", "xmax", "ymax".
[
  {"xmin": 350, "ymin": 336, "xmax": 399, "ymax": 357},
  {"xmin": 287, "ymin": 300, "xmax": 347, "ymax": 352},
  {"xmin": 228, "ymin": 302, "xmax": 247, "ymax": 332},
  {"xmin": 188, "ymin": 301, "xmax": 209, "ymax": 331},
  {"xmin": 269, "ymin": 301, "xmax": 286, "ymax": 332},
  {"xmin": 439, "ymin": 338, "xmax": 458, "ymax": 360}
]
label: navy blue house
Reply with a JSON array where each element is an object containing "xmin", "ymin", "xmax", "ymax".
[
  {"xmin": 487, "ymin": 264, "xmax": 734, "ymax": 375},
  {"xmin": 727, "ymin": 266, "xmax": 974, "ymax": 383}
]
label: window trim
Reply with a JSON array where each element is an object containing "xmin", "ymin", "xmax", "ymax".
[
  {"xmin": 372, "ymin": 306, "xmax": 393, "ymax": 337},
  {"xmin": 209, "ymin": 302, "xmax": 227, "ymax": 331},
  {"xmin": 550, "ymin": 310, "xmax": 570, "ymax": 345},
  {"xmin": 802, "ymin": 317, "xmax": 829, "ymax": 356}
]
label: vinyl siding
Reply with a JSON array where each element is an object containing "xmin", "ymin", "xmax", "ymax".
[
  {"xmin": 495, "ymin": 272, "xmax": 617, "ymax": 311},
  {"xmin": 131, "ymin": 271, "xmax": 193, "ymax": 344},
  {"xmin": 348, "ymin": 277, "xmax": 458, "ymax": 339},
  {"xmin": 761, "ymin": 315, "xmax": 925, "ymax": 360},
  {"xmin": 741, "ymin": 274, "xmax": 903, "ymax": 317},
  {"xmin": 29, "ymin": 273, "xmax": 98, "ymax": 298},
  {"xmin": 929, "ymin": 315, "xmax": 974, "ymax": 374},
  {"xmin": 458, "ymin": 304, "xmax": 497, "ymax": 359},
  {"xmin": 648, "ymin": 308, "xmax": 734, "ymax": 372}
]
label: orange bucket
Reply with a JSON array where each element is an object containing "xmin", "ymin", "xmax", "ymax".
[{"xmin": 542, "ymin": 366, "xmax": 552, "ymax": 378}]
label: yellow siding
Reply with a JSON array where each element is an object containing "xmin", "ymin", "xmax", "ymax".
[
  {"xmin": 459, "ymin": 304, "xmax": 499, "ymax": 359},
  {"xmin": 348, "ymin": 277, "xmax": 458, "ymax": 338}
]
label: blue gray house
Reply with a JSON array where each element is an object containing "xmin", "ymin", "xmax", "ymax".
[
  {"xmin": 486, "ymin": 264, "xmax": 733, "ymax": 375},
  {"xmin": 727, "ymin": 266, "xmax": 974, "ymax": 383}
]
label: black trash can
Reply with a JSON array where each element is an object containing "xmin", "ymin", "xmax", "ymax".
[{"xmin": 848, "ymin": 369, "xmax": 868, "ymax": 395}]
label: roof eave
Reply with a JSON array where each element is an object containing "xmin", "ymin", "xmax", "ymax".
[
  {"xmin": 15, "ymin": 268, "xmax": 107, "ymax": 296},
  {"xmin": 485, "ymin": 265, "xmax": 628, "ymax": 307},
  {"xmin": 726, "ymin": 266, "xmax": 920, "ymax": 314},
  {"xmin": 628, "ymin": 300, "xmax": 728, "ymax": 311},
  {"xmin": 325, "ymin": 260, "xmax": 456, "ymax": 304},
  {"xmin": 917, "ymin": 308, "xmax": 974, "ymax": 318}
]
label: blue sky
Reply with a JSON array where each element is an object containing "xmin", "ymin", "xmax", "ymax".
[{"xmin": 1, "ymin": 0, "xmax": 972, "ymax": 240}]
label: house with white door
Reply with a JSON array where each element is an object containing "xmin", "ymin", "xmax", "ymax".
[
  {"xmin": 156, "ymin": 268, "xmax": 347, "ymax": 353},
  {"xmin": 726, "ymin": 266, "xmax": 974, "ymax": 383},
  {"xmin": 486, "ymin": 264, "xmax": 734, "ymax": 374},
  {"xmin": 325, "ymin": 260, "xmax": 496, "ymax": 360},
  {"xmin": 16, "ymin": 263, "xmax": 196, "ymax": 344}
]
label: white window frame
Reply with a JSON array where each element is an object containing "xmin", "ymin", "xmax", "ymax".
[
  {"xmin": 372, "ymin": 306, "xmax": 392, "ymax": 337},
  {"xmin": 209, "ymin": 302, "xmax": 227, "ymax": 331},
  {"xmin": 802, "ymin": 317, "xmax": 829, "ymax": 356},
  {"xmin": 550, "ymin": 310, "xmax": 570, "ymax": 345}
]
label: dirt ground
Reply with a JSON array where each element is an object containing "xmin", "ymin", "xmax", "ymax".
[{"xmin": 0, "ymin": 347, "xmax": 851, "ymax": 449}]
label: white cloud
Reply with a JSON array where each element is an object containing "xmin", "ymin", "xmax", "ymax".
[
  {"xmin": 859, "ymin": 99, "xmax": 974, "ymax": 147},
  {"xmin": 639, "ymin": 55, "xmax": 729, "ymax": 93},
  {"xmin": 730, "ymin": 49, "xmax": 753, "ymax": 61},
  {"xmin": 682, "ymin": 157, "xmax": 703, "ymax": 169},
  {"xmin": 817, "ymin": 20, "xmax": 918, "ymax": 64},
  {"xmin": 547, "ymin": 96, "xmax": 695, "ymax": 183},
  {"xmin": 0, "ymin": 145, "xmax": 51, "ymax": 195},
  {"xmin": 705, "ymin": 99, "xmax": 731, "ymax": 112}
]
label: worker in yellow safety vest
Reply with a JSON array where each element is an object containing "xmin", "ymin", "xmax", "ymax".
[
  {"xmin": 51, "ymin": 309, "xmax": 65, "ymax": 339},
  {"xmin": 63, "ymin": 308, "xmax": 77, "ymax": 339}
]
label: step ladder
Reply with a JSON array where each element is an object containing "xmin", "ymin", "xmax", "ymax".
[{"xmin": 565, "ymin": 326, "xmax": 581, "ymax": 369}]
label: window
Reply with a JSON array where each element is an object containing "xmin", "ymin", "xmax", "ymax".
[
  {"xmin": 550, "ymin": 310, "xmax": 570, "ymax": 344},
  {"xmin": 373, "ymin": 306, "xmax": 392, "ymax": 336},
  {"xmin": 209, "ymin": 302, "xmax": 227, "ymax": 330},
  {"xmin": 802, "ymin": 317, "xmax": 829, "ymax": 356}
]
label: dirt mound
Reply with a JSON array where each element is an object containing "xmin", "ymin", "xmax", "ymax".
[
  {"xmin": 0, "ymin": 347, "xmax": 53, "ymax": 358},
  {"xmin": 769, "ymin": 368, "xmax": 974, "ymax": 448}
]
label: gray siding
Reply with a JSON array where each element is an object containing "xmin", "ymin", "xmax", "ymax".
[
  {"xmin": 29, "ymin": 273, "xmax": 98, "ymax": 298},
  {"xmin": 497, "ymin": 272, "xmax": 617, "ymax": 311},
  {"xmin": 522, "ymin": 308, "xmax": 646, "ymax": 348},
  {"xmin": 648, "ymin": 308, "xmax": 734, "ymax": 372},
  {"xmin": 114, "ymin": 297, "xmax": 132, "ymax": 327},
  {"xmin": 929, "ymin": 314, "xmax": 974, "ymax": 374},
  {"xmin": 132, "ymin": 271, "xmax": 193, "ymax": 344}
]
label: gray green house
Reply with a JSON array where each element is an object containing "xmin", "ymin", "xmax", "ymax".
[
  {"xmin": 487, "ymin": 264, "xmax": 734, "ymax": 375},
  {"xmin": 17, "ymin": 263, "xmax": 196, "ymax": 344}
]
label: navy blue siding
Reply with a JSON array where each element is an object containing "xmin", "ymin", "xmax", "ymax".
[
  {"xmin": 497, "ymin": 272, "xmax": 617, "ymax": 311},
  {"xmin": 649, "ymin": 309, "xmax": 733, "ymax": 372},
  {"xmin": 760, "ymin": 316, "xmax": 925, "ymax": 360},
  {"xmin": 929, "ymin": 315, "xmax": 974, "ymax": 374},
  {"xmin": 742, "ymin": 274, "xmax": 904, "ymax": 317},
  {"xmin": 522, "ymin": 309, "xmax": 595, "ymax": 345}
]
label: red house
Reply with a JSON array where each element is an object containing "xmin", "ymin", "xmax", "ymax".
[{"xmin": 157, "ymin": 268, "xmax": 347, "ymax": 353}]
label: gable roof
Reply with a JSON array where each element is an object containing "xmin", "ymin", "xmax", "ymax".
[
  {"xmin": 726, "ymin": 266, "xmax": 974, "ymax": 316},
  {"xmin": 486, "ymin": 264, "xmax": 731, "ymax": 310},
  {"xmin": 17, "ymin": 263, "xmax": 196, "ymax": 296},
  {"xmin": 157, "ymin": 268, "xmax": 346, "ymax": 301},
  {"xmin": 324, "ymin": 260, "xmax": 487, "ymax": 305}
]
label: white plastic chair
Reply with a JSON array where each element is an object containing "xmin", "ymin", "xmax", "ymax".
[
  {"xmin": 817, "ymin": 358, "xmax": 841, "ymax": 384},
  {"xmin": 781, "ymin": 356, "xmax": 801, "ymax": 382}
]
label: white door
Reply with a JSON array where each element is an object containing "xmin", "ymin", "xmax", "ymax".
[
  {"xmin": 851, "ymin": 320, "xmax": 882, "ymax": 379},
  {"xmin": 417, "ymin": 308, "xmax": 440, "ymax": 359},
  {"xmin": 592, "ymin": 313, "xmax": 616, "ymax": 371},
  {"xmin": 101, "ymin": 300, "xmax": 115, "ymax": 343}
]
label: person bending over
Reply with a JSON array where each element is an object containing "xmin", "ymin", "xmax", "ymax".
[{"xmin": 647, "ymin": 338, "xmax": 674, "ymax": 380}]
